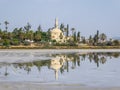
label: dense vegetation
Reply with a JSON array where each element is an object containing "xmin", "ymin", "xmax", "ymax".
[{"xmin": 0, "ymin": 21, "xmax": 119, "ymax": 48}]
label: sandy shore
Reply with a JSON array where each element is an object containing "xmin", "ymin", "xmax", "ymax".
[
  {"xmin": 0, "ymin": 82, "xmax": 120, "ymax": 90},
  {"xmin": 0, "ymin": 49, "xmax": 120, "ymax": 52}
]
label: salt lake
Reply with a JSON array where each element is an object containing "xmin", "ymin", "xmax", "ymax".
[{"xmin": 0, "ymin": 49, "xmax": 120, "ymax": 87}]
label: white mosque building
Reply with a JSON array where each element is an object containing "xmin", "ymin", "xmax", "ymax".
[{"xmin": 50, "ymin": 18, "xmax": 66, "ymax": 43}]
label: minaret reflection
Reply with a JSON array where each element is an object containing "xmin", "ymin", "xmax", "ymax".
[{"xmin": 50, "ymin": 55, "xmax": 66, "ymax": 80}]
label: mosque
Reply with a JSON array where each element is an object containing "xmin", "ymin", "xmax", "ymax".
[{"xmin": 50, "ymin": 18, "xmax": 67, "ymax": 43}]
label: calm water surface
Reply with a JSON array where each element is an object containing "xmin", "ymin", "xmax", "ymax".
[{"xmin": 0, "ymin": 51, "xmax": 120, "ymax": 87}]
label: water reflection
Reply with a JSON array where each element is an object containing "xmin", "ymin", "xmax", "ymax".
[{"xmin": 0, "ymin": 52, "xmax": 120, "ymax": 81}]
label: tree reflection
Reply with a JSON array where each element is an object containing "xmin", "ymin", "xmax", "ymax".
[{"xmin": 0, "ymin": 52, "xmax": 120, "ymax": 80}]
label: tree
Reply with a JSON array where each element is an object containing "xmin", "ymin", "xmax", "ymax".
[
  {"xmin": 66, "ymin": 24, "xmax": 69, "ymax": 37},
  {"xmin": 24, "ymin": 22, "xmax": 31, "ymax": 33},
  {"xmin": 3, "ymin": 39, "xmax": 10, "ymax": 47},
  {"xmin": 0, "ymin": 23, "xmax": 1, "ymax": 30},
  {"xmin": 71, "ymin": 28, "xmax": 75, "ymax": 36},
  {"xmin": 37, "ymin": 25, "xmax": 42, "ymax": 32},
  {"xmin": 18, "ymin": 27, "xmax": 25, "ymax": 41},
  {"xmin": 47, "ymin": 28, "xmax": 51, "ymax": 41},
  {"xmin": 93, "ymin": 30, "xmax": 99, "ymax": 45},
  {"xmin": 99, "ymin": 33, "xmax": 107, "ymax": 42},
  {"xmin": 77, "ymin": 31, "xmax": 80, "ymax": 42},
  {"xmin": 96, "ymin": 30, "xmax": 99, "ymax": 42},
  {"xmin": 113, "ymin": 40, "xmax": 119, "ymax": 46},
  {"xmin": 34, "ymin": 30, "xmax": 41, "ymax": 41},
  {"xmin": 64, "ymin": 27, "xmax": 67, "ymax": 36},
  {"xmin": 60, "ymin": 23, "xmax": 64, "ymax": 32},
  {"xmin": 73, "ymin": 32, "xmax": 77, "ymax": 42},
  {"xmin": 41, "ymin": 32, "xmax": 47, "ymax": 41},
  {"xmin": 0, "ymin": 29, "xmax": 2, "ymax": 38},
  {"xmin": 4, "ymin": 21, "xmax": 9, "ymax": 32},
  {"xmin": 81, "ymin": 36, "xmax": 86, "ymax": 44},
  {"xmin": 27, "ymin": 30, "xmax": 34, "ymax": 40},
  {"xmin": 11, "ymin": 38, "xmax": 20, "ymax": 45},
  {"xmin": 89, "ymin": 35, "xmax": 93, "ymax": 45}
]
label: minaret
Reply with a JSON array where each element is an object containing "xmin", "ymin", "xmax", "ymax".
[{"xmin": 55, "ymin": 18, "xmax": 58, "ymax": 28}]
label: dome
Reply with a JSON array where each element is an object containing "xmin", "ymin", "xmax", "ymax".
[{"xmin": 50, "ymin": 28, "xmax": 62, "ymax": 33}]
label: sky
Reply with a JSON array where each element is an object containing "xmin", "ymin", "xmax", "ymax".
[{"xmin": 0, "ymin": 0, "xmax": 120, "ymax": 38}]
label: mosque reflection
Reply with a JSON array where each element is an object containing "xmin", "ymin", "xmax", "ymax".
[{"xmin": 0, "ymin": 52, "xmax": 120, "ymax": 80}]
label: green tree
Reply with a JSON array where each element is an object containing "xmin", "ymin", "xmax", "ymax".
[
  {"xmin": 41, "ymin": 32, "xmax": 47, "ymax": 41},
  {"xmin": 11, "ymin": 38, "xmax": 20, "ymax": 45},
  {"xmin": 71, "ymin": 28, "xmax": 75, "ymax": 36},
  {"xmin": 81, "ymin": 36, "xmax": 86, "ymax": 44},
  {"xmin": 47, "ymin": 28, "xmax": 51, "ymax": 41},
  {"xmin": 66, "ymin": 24, "xmax": 69, "ymax": 37},
  {"xmin": 18, "ymin": 28, "xmax": 25, "ymax": 41},
  {"xmin": 3, "ymin": 39, "xmax": 10, "ymax": 47},
  {"xmin": 113, "ymin": 40, "xmax": 119, "ymax": 46},
  {"xmin": 34, "ymin": 30, "xmax": 41, "ymax": 41},
  {"xmin": 24, "ymin": 22, "xmax": 31, "ymax": 33},
  {"xmin": 64, "ymin": 27, "xmax": 67, "ymax": 36},
  {"xmin": 89, "ymin": 35, "xmax": 93, "ymax": 45},
  {"xmin": 96, "ymin": 30, "xmax": 99, "ymax": 42},
  {"xmin": 60, "ymin": 23, "xmax": 64, "ymax": 32},
  {"xmin": 37, "ymin": 25, "xmax": 42, "ymax": 32},
  {"xmin": 0, "ymin": 23, "xmax": 1, "ymax": 30},
  {"xmin": 77, "ymin": 31, "xmax": 80, "ymax": 42},
  {"xmin": 99, "ymin": 33, "xmax": 107, "ymax": 42},
  {"xmin": 93, "ymin": 30, "xmax": 99, "ymax": 45},
  {"xmin": 73, "ymin": 32, "xmax": 77, "ymax": 42},
  {"xmin": 4, "ymin": 21, "xmax": 9, "ymax": 32}
]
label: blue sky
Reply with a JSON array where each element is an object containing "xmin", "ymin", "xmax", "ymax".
[{"xmin": 0, "ymin": 0, "xmax": 120, "ymax": 38}]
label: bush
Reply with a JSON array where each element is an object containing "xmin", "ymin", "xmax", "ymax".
[
  {"xmin": 3, "ymin": 39, "xmax": 10, "ymax": 47},
  {"xmin": 23, "ymin": 41, "xmax": 31, "ymax": 46},
  {"xmin": 11, "ymin": 39, "xmax": 20, "ymax": 45},
  {"xmin": 113, "ymin": 40, "xmax": 120, "ymax": 46}
]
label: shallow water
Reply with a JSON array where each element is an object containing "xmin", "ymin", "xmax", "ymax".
[{"xmin": 0, "ymin": 50, "xmax": 120, "ymax": 87}]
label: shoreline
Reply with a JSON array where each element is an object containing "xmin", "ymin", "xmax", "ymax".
[
  {"xmin": 0, "ymin": 46, "xmax": 120, "ymax": 49},
  {"xmin": 0, "ymin": 49, "xmax": 120, "ymax": 52},
  {"xmin": 0, "ymin": 82, "xmax": 120, "ymax": 90}
]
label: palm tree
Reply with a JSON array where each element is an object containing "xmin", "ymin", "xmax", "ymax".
[
  {"xmin": 4, "ymin": 21, "xmax": 9, "ymax": 32},
  {"xmin": 37, "ymin": 25, "xmax": 42, "ymax": 32},
  {"xmin": 24, "ymin": 22, "xmax": 31, "ymax": 33}
]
